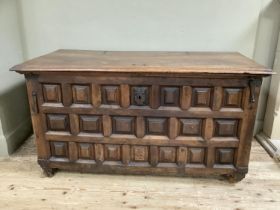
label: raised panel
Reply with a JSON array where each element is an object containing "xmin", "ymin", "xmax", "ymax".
[
  {"xmin": 216, "ymin": 148, "xmax": 234, "ymax": 164},
  {"xmin": 214, "ymin": 119, "xmax": 239, "ymax": 137},
  {"xmin": 192, "ymin": 87, "xmax": 212, "ymax": 107},
  {"xmin": 78, "ymin": 143, "xmax": 94, "ymax": 159},
  {"xmin": 131, "ymin": 86, "xmax": 149, "ymax": 106},
  {"xmin": 72, "ymin": 85, "xmax": 91, "ymax": 104},
  {"xmin": 102, "ymin": 85, "xmax": 120, "ymax": 105},
  {"xmin": 146, "ymin": 118, "xmax": 168, "ymax": 135},
  {"xmin": 180, "ymin": 119, "xmax": 202, "ymax": 136},
  {"xmin": 131, "ymin": 146, "xmax": 149, "ymax": 162},
  {"xmin": 159, "ymin": 147, "xmax": 176, "ymax": 163},
  {"xmin": 42, "ymin": 84, "xmax": 62, "ymax": 103},
  {"xmin": 112, "ymin": 116, "xmax": 135, "ymax": 134},
  {"xmin": 51, "ymin": 142, "xmax": 68, "ymax": 158},
  {"xmin": 189, "ymin": 148, "xmax": 205, "ymax": 164},
  {"xmin": 80, "ymin": 115, "xmax": 102, "ymax": 133},
  {"xmin": 223, "ymin": 88, "xmax": 243, "ymax": 108},
  {"xmin": 47, "ymin": 114, "xmax": 69, "ymax": 131},
  {"xmin": 161, "ymin": 87, "xmax": 179, "ymax": 106},
  {"xmin": 104, "ymin": 145, "xmax": 121, "ymax": 161}
]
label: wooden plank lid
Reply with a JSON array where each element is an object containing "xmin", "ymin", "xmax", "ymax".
[{"xmin": 11, "ymin": 49, "xmax": 273, "ymax": 76}]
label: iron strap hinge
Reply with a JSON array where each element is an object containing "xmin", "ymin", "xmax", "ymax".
[
  {"xmin": 249, "ymin": 78, "xmax": 262, "ymax": 104},
  {"xmin": 32, "ymin": 91, "xmax": 39, "ymax": 114}
]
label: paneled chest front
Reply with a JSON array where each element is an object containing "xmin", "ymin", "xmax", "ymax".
[{"xmin": 11, "ymin": 50, "xmax": 272, "ymax": 181}]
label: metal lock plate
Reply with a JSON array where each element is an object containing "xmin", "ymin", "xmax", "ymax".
[{"xmin": 132, "ymin": 87, "xmax": 149, "ymax": 106}]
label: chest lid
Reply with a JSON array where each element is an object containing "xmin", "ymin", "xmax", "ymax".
[{"xmin": 11, "ymin": 49, "xmax": 272, "ymax": 76}]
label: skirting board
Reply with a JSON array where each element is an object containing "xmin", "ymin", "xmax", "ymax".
[
  {"xmin": 255, "ymin": 132, "xmax": 280, "ymax": 161},
  {"xmin": 253, "ymin": 120, "xmax": 263, "ymax": 136},
  {"xmin": 0, "ymin": 117, "xmax": 32, "ymax": 156}
]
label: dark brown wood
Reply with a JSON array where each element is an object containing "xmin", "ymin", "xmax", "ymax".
[{"xmin": 12, "ymin": 50, "xmax": 272, "ymax": 181}]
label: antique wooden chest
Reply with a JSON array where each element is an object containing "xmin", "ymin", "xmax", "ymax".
[{"xmin": 11, "ymin": 50, "xmax": 272, "ymax": 181}]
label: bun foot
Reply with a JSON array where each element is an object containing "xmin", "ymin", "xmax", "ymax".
[
  {"xmin": 223, "ymin": 172, "xmax": 246, "ymax": 183},
  {"xmin": 38, "ymin": 159, "xmax": 56, "ymax": 177}
]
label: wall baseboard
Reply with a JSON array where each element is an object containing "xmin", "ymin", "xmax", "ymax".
[
  {"xmin": 255, "ymin": 132, "xmax": 280, "ymax": 161},
  {"xmin": 1, "ymin": 117, "xmax": 32, "ymax": 156},
  {"xmin": 254, "ymin": 120, "xmax": 263, "ymax": 136},
  {"xmin": 0, "ymin": 128, "xmax": 8, "ymax": 156}
]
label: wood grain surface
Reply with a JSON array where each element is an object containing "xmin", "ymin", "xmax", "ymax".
[{"xmin": 11, "ymin": 50, "xmax": 272, "ymax": 75}]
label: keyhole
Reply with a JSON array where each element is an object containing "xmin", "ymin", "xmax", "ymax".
[{"xmin": 138, "ymin": 95, "xmax": 141, "ymax": 100}]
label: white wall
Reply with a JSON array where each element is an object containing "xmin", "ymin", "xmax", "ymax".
[
  {"xmin": 263, "ymin": 31, "xmax": 280, "ymax": 138},
  {"xmin": 19, "ymin": 0, "xmax": 262, "ymax": 58},
  {"xmin": 0, "ymin": 0, "xmax": 24, "ymax": 94},
  {"xmin": 0, "ymin": 0, "xmax": 32, "ymax": 156},
  {"xmin": 253, "ymin": 0, "xmax": 280, "ymax": 134}
]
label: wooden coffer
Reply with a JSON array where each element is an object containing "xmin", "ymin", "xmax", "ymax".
[{"xmin": 11, "ymin": 50, "xmax": 272, "ymax": 181}]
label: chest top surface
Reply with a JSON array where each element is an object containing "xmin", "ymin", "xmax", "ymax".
[{"xmin": 11, "ymin": 49, "xmax": 272, "ymax": 76}]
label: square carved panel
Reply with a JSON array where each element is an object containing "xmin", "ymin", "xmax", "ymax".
[
  {"xmin": 112, "ymin": 116, "xmax": 135, "ymax": 134},
  {"xmin": 189, "ymin": 148, "xmax": 205, "ymax": 164},
  {"xmin": 42, "ymin": 84, "xmax": 62, "ymax": 103},
  {"xmin": 146, "ymin": 118, "xmax": 168, "ymax": 135},
  {"xmin": 131, "ymin": 146, "xmax": 149, "ymax": 162},
  {"xmin": 47, "ymin": 114, "xmax": 69, "ymax": 131},
  {"xmin": 72, "ymin": 85, "xmax": 91, "ymax": 104},
  {"xmin": 79, "ymin": 115, "xmax": 102, "ymax": 133},
  {"xmin": 159, "ymin": 147, "xmax": 176, "ymax": 163},
  {"xmin": 78, "ymin": 143, "xmax": 94, "ymax": 159},
  {"xmin": 102, "ymin": 85, "xmax": 120, "ymax": 105},
  {"xmin": 192, "ymin": 87, "xmax": 212, "ymax": 107},
  {"xmin": 131, "ymin": 86, "xmax": 149, "ymax": 106},
  {"xmin": 216, "ymin": 148, "xmax": 234, "ymax": 164},
  {"xmin": 223, "ymin": 88, "xmax": 243, "ymax": 108},
  {"xmin": 104, "ymin": 145, "xmax": 121, "ymax": 161},
  {"xmin": 180, "ymin": 119, "xmax": 202, "ymax": 136},
  {"xmin": 51, "ymin": 142, "xmax": 68, "ymax": 158},
  {"xmin": 161, "ymin": 87, "xmax": 180, "ymax": 106},
  {"xmin": 214, "ymin": 119, "xmax": 239, "ymax": 137}
]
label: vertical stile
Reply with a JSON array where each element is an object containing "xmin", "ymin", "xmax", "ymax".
[
  {"xmin": 69, "ymin": 114, "xmax": 79, "ymax": 135},
  {"xmin": 69, "ymin": 142, "xmax": 78, "ymax": 162},
  {"xmin": 212, "ymin": 86, "xmax": 223, "ymax": 111},
  {"xmin": 150, "ymin": 85, "xmax": 160, "ymax": 109},
  {"xmin": 180, "ymin": 86, "xmax": 192, "ymax": 110},
  {"xmin": 95, "ymin": 144, "xmax": 104, "ymax": 164},
  {"xmin": 92, "ymin": 84, "xmax": 101, "ymax": 107},
  {"xmin": 169, "ymin": 117, "xmax": 179, "ymax": 139},
  {"xmin": 120, "ymin": 84, "xmax": 130, "ymax": 108},
  {"xmin": 203, "ymin": 118, "xmax": 214, "ymax": 141},
  {"xmin": 102, "ymin": 115, "xmax": 112, "ymax": 137},
  {"xmin": 122, "ymin": 145, "xmax": 130, "ymax": 165},
  {"xmin": 177, "ymin": 147, "xmax": 188, "ymax": 167},
  {"xmin": 150, "ymin": 146, "xmax": 159, "ymax": 167},
  {"xmin": 136, "ymin": 116, "xmax": 145, "ymax": 138},
  {"xmin": 62, "ymin": 83, "xmax": 72, "ymax": 106}
]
